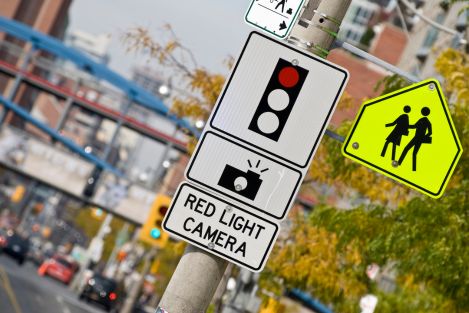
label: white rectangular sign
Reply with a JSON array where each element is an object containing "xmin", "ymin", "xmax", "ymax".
[
  {"xmin": 186, "ymin": 131, "xmax": 301, "ymax": 220},
  {"xmin": 210, "ymin": 32, "xmax": 349, "ymax": 168},
  {"xmin": 245, "ymin": 0, "xmax": 306, "ymax": 38},
  {"xmin": 163, "ymin": 183, "xmax": 279, "ymax": 272}
]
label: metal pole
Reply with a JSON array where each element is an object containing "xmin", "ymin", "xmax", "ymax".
[
  {"xmin": 149, "ymin": 126, "xmax": 179, "ymax": 189},
  {"xmin": 334, "ymin": 40, "xmax": 420, "ymax": 83},
  {"xmin": 0, "ymin": 46, "xmax": 36, "ymax": 125},
  {"xmin": 104, "ymin": 222, "xmax": 129, "ymax": 274},
  {"xmin": 69, "ymin": 213, "xmax": 113, "ymax": 292},
  {"xmin": 101, "ymin": 98, "xmax": 133, "ymax": 161},
  {"xmin": 120, "ymin": 246, "xmax": 158, "ymax": 313},
  {"xmin": 157, "ymin": 2, "xmax": 352, "ymax": 312},
  {"xmin": 56, "ymin": 79, "xmax": 81, "ymax": 131}
]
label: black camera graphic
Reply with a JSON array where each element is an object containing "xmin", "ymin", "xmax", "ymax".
[{"xmin": 217, "ymin": 164, "xmax": 263, "ymax": 201}]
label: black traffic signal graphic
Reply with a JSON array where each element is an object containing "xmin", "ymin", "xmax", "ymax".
[{"xmin": 248, "ymin": 58, "xmax": 309, "ymax": 141}]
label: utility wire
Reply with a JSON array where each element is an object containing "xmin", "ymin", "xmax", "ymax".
[
  {"xmin": 395, "ymin": 2, "xmax": 411, "ymax": 39},
  {"xmin": 399, "ymin": 0, "xmax": 466, "ymax": 42},
  {"xmin": 324, "ymin": 38, "xmax": 420, "ymax": 143},
  {"xmin": 334, "ymin": 40, "xmax": 420, "ymax": 83}
]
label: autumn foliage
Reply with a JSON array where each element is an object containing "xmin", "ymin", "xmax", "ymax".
[{"xmin": 123, "ymin": 25, "xmax": 469, "ymax": 312}]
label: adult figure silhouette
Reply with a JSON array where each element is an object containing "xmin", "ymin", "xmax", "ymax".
[
  {"xmin": 381, "ymin": 105, "xmax": 411, "ymax": 161},
  {"xmin": 398, "ymin": 107, "xmax": 432, "ymax": 171},
  {"xmin": 275, "ymin": 0, "xmax": 287, "ymax": 13}
]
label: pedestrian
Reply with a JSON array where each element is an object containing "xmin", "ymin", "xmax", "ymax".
[
  {"xmin": 275, "ymin": 0, "xmax": 287, "ymax": 13},
  {"xmin": 381, "ymin": 105, "xmax": 411, "ymax": 161},
  {"xmin": 398, "ymin": 107, "xmax": 432, "ymax": 171}
]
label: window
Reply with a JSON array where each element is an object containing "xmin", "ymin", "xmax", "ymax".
[{"xmin": 421, "ymin": 13, "xmax": 446, "ymax": 48}]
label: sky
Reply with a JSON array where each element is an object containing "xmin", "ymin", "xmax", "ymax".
[{"xmin": 68, "ymin": 0, "xmax": 253, "ymax": 78}]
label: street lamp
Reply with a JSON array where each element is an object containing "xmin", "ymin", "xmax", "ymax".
[
  {"xmin": 158, "ymin": 84, "xmax": 170, "ymax": 97},
  {"xmin": 195, "ymin": 119, "xmax": 205, "ymax": 129}
]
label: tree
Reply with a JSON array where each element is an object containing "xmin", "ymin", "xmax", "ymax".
[
  {"xmin": 263, "ymin": 48, "xmax": 469, "ymax": 313},
  {"xmin": 123, "ymin": 26, "xmax": 469, "ymax": 312}
]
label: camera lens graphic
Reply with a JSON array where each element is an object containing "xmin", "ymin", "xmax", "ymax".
[
  {"xmin": 234, "ymin": 176, "xmax": 248, "ymax": 191},
  {"xmin": 218, "ymin": 164, "xmax": 263, "ymax": 201}
]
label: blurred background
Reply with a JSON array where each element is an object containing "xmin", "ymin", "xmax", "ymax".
[{"xmin": 0, "ymin": 0, "xmax": 468, "ymax": 313}]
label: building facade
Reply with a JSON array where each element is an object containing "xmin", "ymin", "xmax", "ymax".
[{"xmin": 397, "ymin": 0, "xmax": 468, "ymax": 78}]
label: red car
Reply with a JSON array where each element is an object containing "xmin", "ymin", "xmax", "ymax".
[{"xmin": 38, "ymin": 255, "xmax": 78, "ymax": 285}]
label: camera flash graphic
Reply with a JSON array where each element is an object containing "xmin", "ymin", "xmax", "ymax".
[{"xmin": 247, "ymin": 159, "xmax": 269, "ymax": 173}]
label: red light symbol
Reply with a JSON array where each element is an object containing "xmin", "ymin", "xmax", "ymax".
[{"xmin": 278, "ymin": 67, "xmax": 299, "ymax": 88}]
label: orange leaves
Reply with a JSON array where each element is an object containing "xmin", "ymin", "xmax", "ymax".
[
  {"xmin": 123, "ymin": 26, "xmax": 228, "ymax": 140},
  {"xmin": 435, "ymin": 48, "xmax": 469, "ymax": 106},
  {"xmin": 265, "ymin": 215, "xmax": 366, "ymax": 308}
]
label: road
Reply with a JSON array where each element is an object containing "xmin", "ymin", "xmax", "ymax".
[{"xmin": 0, "ymin": 255, "xmax": 106, "ymax": 313}]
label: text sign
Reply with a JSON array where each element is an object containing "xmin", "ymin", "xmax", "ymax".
[
  {"xmin": 245, "ymin": 0, "xmax": 306, "ymax": 38},
  {"xmin": 342, "ymin": 79, "xmax": 462, "ymax": 198},
  {"xmin": 163, "ymin": 183, "xmax": 279, "ymax": 272},
  {"xmin": 187, "ymin": 131, "xmax": 302, "ymax": 220},
  {"xmin": 210, "ymin": 32, "xmax": 349, "ymax": 168}
]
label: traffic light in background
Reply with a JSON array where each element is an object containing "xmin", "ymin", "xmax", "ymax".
[
  {"xmin": 91, "ymin": 207, "xmax": 105, "ymax": 220},
  {"xmin": 10, "ymin": 185, "xmax": 25, "ymax": 203},
  {"xmin": 248, "ymin": 58, "xmax": 309, "ymax": 141},
  {"xmin": 139, "ymin": 194, "xmax": 170, "ymax": 248},
  {"xmin": 82, "ymin": 167, "xmax": 103, "ymax": 198},
  {"xmin": 32, "ymin": 203, "xmax": 44, "ymax": 215}
]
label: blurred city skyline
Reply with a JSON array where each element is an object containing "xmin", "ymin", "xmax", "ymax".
[{"xmin": 69, "ymin": 0, "xmax": 252, "ymax": 78}]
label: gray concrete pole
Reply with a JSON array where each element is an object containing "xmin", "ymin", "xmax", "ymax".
[
  {"xmin": 288, "ymin": 0, "xmax": 352, "ymax": 58},
  {"xmin": 157, "ymin": 2, "xmax": 352, "ymax": 313},
  {"xmin": 158, "ymin": 245, "xmax": 228, "ymax": 312}
]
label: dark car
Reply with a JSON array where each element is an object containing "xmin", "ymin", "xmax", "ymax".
[
  {"xmin": 79, "ymin": 274, "xmax": 123, "ymax": 312},
  {"xmin": 0, "ymin": 230, "xmax": 30, "ymax": 265}
]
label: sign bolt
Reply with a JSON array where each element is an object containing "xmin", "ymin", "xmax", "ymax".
[
  {"xmin": 429, "ymin": 83, "xmax": 435, "ymax": 91},
  {"xmin": 235, "ymin": 185, "xmax": 243, "ymax": 191},
  {"xmin": 207, "ymin": 242, "xmax": 215, "ymax": 250},
  {"xmin": 352, "ymin": 142, "xmax": 359, "ymax": 149},
  {"xmin": 392, "ymin": 160, "xmax": 399, "ymax": 168},
  {"xmin": 292, "ymin": 59, "xmax": 299, "ymax": 66},
  {"xmin": 225, "ymin": 205, "xmax": 233, "ymax": 213}
]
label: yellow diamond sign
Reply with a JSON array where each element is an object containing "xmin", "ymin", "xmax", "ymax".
[{"xmin": 342, "ymin": 79, "xmax": 462, "ymax": 198}]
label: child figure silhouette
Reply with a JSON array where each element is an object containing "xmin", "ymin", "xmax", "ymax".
[
  {"xmin": 398, "ymin": 107, "xmax": 432, "ymax": 171},
  {"xmin": 381, "ymin": 105, "xmax": 411, "ymax": 161}
]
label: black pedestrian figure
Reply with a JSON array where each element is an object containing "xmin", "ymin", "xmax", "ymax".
[
  {"xmin": 398, "ymin": 107, "xmax": 432, "ymax": 171},
  {"xmin": 381, "ymin": 105, "xmax": 411, "ymax": 161},
  {"xmin": 275, "ymin": 0, "xmax": 287, "ymax": 13}
]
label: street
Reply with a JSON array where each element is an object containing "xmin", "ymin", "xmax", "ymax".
[{"xmin": 0, "ymin": 255, "xmax": 105, "ymax": 313}]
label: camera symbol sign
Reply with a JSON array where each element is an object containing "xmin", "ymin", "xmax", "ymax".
[{"xmin": 163, "ymin": 32, "xmax": 348, "ymax": 271}]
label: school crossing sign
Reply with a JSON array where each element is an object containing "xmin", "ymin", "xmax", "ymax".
[{"xmin": 343, "ymin": 79, "xmax": 463, "ymax": 198}]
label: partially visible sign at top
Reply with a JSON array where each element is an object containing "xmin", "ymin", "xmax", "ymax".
[{"xmin": 245, "ymin": 0, "xmax": 306, "ymax": 38}]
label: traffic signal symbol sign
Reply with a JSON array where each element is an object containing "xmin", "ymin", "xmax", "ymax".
[
  {"xmin": 140, "ymin": 194, "xmax": 171, "ymax": 247},
  {"xmin": 248, "ymin": 58, "xmax": 309, "ymax": 141}
]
